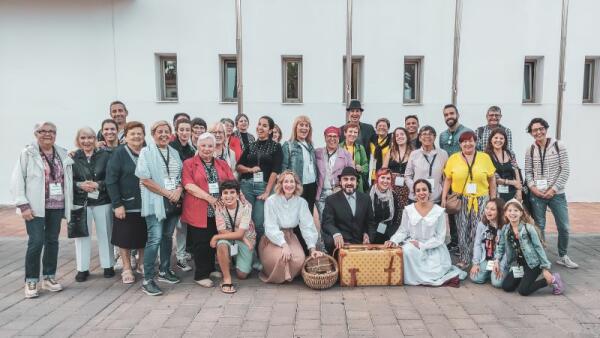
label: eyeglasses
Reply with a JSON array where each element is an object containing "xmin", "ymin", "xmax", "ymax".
[
  {"xmin": 325, "ymin": 135, "xmax": 339, "ymax": 139},
  {"xmin": 488, "ymin": 114, "xmax": 502, "ymax": 118},
  {"xmin": 531, "ymin": 127, "xmax": 546, "ymax": 133},
  {"xmin": 37, "ymin": 129, "xmax": 56, "ymax": 135}
]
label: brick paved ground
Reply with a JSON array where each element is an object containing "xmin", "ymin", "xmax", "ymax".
[{"xmin": 0, "ymin": 205, "xmax": 598, "ymax": 337}]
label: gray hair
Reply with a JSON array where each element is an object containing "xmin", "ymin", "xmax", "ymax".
[
  {"xmin": 487, "ymin": 105, "xmax": 501, "ymax": 114},
  {"xmin": 33, "ymin": 121, "xmax": 57, "ymax": 134},
  {"xmin": 197, "ymin": 132, "xmax": 216, "ymax": 147}
]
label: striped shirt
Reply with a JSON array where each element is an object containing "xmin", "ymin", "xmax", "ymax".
[
  {"xmin": 524, "ymin": 139, "xmax": 570, "ymax": 194},
  {"xmin": 158, "ymin": 147, "xmax": 182, "ymax": 186},
  {"xmin": 476, "ymin": 124, "xmax": 513, "ymax": 152}
]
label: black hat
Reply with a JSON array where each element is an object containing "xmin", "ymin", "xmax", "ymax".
[
  {"xmin": 346, "ymin": 99, "xmax": 364, "ymax": 111},
  {"xmin": 338, "ymin": 166, "xmax": 360, "ymax": 180}
]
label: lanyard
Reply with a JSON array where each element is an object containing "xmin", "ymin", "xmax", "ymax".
[
  {"xmin": 424, "ymin": 153, "xmax": 437, "ymax": 178},
  {"xmin": 40, "ymin": 146, "xmax": 60, "ymax": 180},
  {"xmin": 124, "ymin": 145, "xmax": 139, "ymax": 165},
  {"xmin": 298, "ymin": 141, "xmax": 313, "ymax": 165},
  {"xmin": 201, "ymin": 158, "xmax": 217, "ymax": 183},
  {"xmin": 461, "ymin": 151, "xmax": 477, "ymax": 182},
  {"xmin": 537, "ymin": 139, "xmax": 550, "ymax": 176},
  {"xmin": 226, "ymin": 201, "xmax": 240, "ymax": 231},
  {"xmin": 492, "ymin": 150, "xmax": 507, "ymax": 164},
  {"xmin": 344, "ymin": 143, "xmax": 355, "ymax": 160},
  {"xmin": 158, "ymin": 147, "xmax": 171, "ymax": 176}
]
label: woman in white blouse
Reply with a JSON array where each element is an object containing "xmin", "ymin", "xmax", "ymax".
[
  {"xmin": 259, "ymin": 170, "xmax": 323, "ymax": 283},
  {"xmin": 385, "ymin": 179, "xmax": 467, "ymax": 286}
]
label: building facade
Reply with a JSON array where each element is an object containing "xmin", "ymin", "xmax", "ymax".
[{"xmin": 1, "ymin": 0, "xmax": 599, "ymax": 203}]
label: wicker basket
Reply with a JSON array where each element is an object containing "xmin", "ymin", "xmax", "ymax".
[{"xmin": 301, "ymin": 254, "xmax": 339, "ymax": 290}]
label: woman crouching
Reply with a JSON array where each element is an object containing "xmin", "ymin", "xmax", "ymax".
[{"xmin": 259, "ymin": 170, "xmax": 323, "ymax": 283}]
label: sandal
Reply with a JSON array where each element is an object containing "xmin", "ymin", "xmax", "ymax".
[
  {"xmin": 220, "ymin": 283, "xmax": 236, "ymax": 294},
  {"xmin": 122, "ymin": 269, "xmax": 135, "ymax": 284}
]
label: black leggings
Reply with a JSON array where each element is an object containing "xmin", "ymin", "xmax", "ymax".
[
  {"xmin": 502, "ymin": 264, "xmax": 548, "ymax": 296},
  {"xmin": 296, "ymin": 182, "xmax": 318, "ymax": 255},
  {"xmin": 187, "ymin": 217, "xmax": 217, "ymax": 281}
]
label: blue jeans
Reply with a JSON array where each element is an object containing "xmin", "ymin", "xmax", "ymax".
[
  {"xmin": 143, "ymin": 213, "xmax": 179, "ymax": 281},
  {"xmin": 469, "ymin": 259, "xmax": 504, "ymax": 288},
  {"xmin": 530, "ymin": 193, "xmax": 570, "ymax": 256},
  {"xmin": 240, "ymin": 179, "xmax": 267, "ymax": 244},
  {"xmin": 25, "ymin": 209, "xmax": 64, "ymax": 282}
]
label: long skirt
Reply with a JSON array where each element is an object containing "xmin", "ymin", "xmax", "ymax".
[
  {"xmin": 259, "ymin": 229, "xmax": 305, "ymax": 283},
  {"xmin": 455, "ymin": 195, "xmax": 489, "ymax": 264}
]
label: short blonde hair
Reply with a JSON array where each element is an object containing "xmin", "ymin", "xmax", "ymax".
[
  {"xmin": 150, "ymin": 120, "xmax": 172, "ymax": 135},
  {"xmin": 289, "ymin": 115, "xmax": 312, "ymax": 143},
  {"xmin": 74, "ymin": 127, "xmax": 96, "ymax": 148},
  {"xmin": 274, "ymin": 170, "xmax": 303, "ymax": 196}
]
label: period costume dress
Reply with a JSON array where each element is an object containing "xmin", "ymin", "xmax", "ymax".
[{"xmin": 389, "ymin": 204, "xmax": 467, "ymax": 286}]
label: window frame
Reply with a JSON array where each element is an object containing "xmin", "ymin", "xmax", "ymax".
[
  {"xmin": 523, "ymin": 59, "xmax": 537, "ymax": 103},
  {"xmin": 282, "ymin": 55, "xmax": 303, "ymax": 104},
  {"xmin": 220, "ymin": 54, "xmax": 238, "ymax": 103},
  {"xmin": 343, "ymin": 55, "xmax": 364, "ymax": 102},
  {"xmin": 156, "ymin": 54, "xmax": 178, "ymax": 102},
  {"xmin": 583, "ymin": 58, "xmax": 596, "ymax": 103},
  {"xmin": 403, "ymin": 56, "xmax": 424, "ymax": 104}
]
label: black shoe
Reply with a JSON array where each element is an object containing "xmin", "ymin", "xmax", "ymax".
[
  {"xmin": 75, "ymin": 270, "xmax": 89, "ymax": 282},
  {"xmin": 104, "ymin": 267, "xmax": 115, "ymax": 278}
]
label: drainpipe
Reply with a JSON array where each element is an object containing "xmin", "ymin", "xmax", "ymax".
[
  {"xmin": 556, "ymin": 0, "xmax": 569, "ymax": 140},
  {"xmin": 235, "ymin": 0, "xmax": 243, "ymax": 117},
  {"xmin": 344, "ymin": 0, "xmax": 353, "ymax": 121},
  {"xmin": 451, "ymin": 0, "xmax": 462, "ymax": 105}
]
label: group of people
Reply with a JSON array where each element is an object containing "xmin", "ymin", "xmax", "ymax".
[{"xmin": 10, "ymin": 99, "xmax": 575, "ymax": 299}]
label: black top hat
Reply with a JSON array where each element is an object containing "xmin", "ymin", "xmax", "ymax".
[
  {"xmin": 346, "ymin": 99, "xmax": 364, "ymax": 111},
  {"xmin": 338, "ymin": 166, "xmax": 360, "ymax": 180}
]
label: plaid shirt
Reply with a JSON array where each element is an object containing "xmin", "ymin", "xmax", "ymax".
[{"xmin": 476, "ymin": 124, "xmax": 513, "ymax": 152}]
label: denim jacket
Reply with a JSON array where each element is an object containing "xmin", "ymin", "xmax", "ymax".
[
  {"xmin": 281, "ymin": 140, "xmax": 318, "ymax": 183},
  {"xmin": 472, "ymin": 222, "xmax": 507, "ymax": 272},
  {"xmin": 495, "ymin": 223, "xmax": 551, "ymax": 270}
]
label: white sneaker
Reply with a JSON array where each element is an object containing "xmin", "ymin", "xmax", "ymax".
[
  {"xmin": 130, "ymin": 255, "xmax": 138, "ymax": 270},
  {"xmin": 114, "ymin": 256, "xmax": 123, "ymax": 270},
  {"xmin": 42, "ymin": 278, "xmax": 63, "ymax": 292},
  {"xmin": 556, "ymin": 255, "xmax": 579, "ymax": 269},
  {"xmin": 24, "ymin": 282, "xmax": 38, "ymax": 298}
]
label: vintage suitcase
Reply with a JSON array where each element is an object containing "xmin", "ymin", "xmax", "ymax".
[{"xmin": 338, "ymin": 244, "xmax": 403, "ymax": 287}]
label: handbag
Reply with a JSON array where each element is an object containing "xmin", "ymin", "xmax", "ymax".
[
  {"xmin": 68, "ymin": 201, "xmax": 89, "ymax": 238},
  {"xmin": 164, "ymin": 196, "xmax": 183, "ymax": 216},
  {"xmin": 445, "ymin": 178, "xmax": 469, "ymax": 215}
]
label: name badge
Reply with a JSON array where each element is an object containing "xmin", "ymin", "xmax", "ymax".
[
  {"xmin": 376, "ymin": 222, "xmax": 387, "ymax": 234},
  {"xmin": 498, "ymin": 185, "xmax": 509, "ymax": 194},
  {"xmin": 466, "ymin": 183, "xmax": 477, "ymax": 195},
  {"xmin": 426, "ymin": 178, "xmax": 435, "ymax": 189},
  {"xmin": 49, "ymin": 183, "xmax": 63, "ymax": 196},
  {"xmin": 512, "ymin": 266, "xmax": 524, "ymax": 278},
  {"xmin": 486, "ymin": 260, "xmax": 495, "ymax": 271},
  {"xmin": 536, "ymin": 179, "xmax": 548, "ymax": 190},
  {"xmin": 164, "ymin": 178, "xmax": 176, "ymax": 191},
  {"xmin": 253, "ymin": 171, "xmax": 264, "ymax": 182},
  {"xmin": 230, "ymin": 243, "xmax": 239, "ymax": 256},
  {"xmin": 208, "ymin": 182, "xmax": 219, "ymax": 194},
  {"xmin": 394, "ymin": 176, "xmax": 405, "ymax": 187},
  {"xmin": 87, "ymin": 190, "xmax": 100, "ymax": 199}
]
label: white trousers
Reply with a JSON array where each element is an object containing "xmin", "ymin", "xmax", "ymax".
[{"xmin": 75, "ymin": 204, "xmax": 115, "ymax": 271}]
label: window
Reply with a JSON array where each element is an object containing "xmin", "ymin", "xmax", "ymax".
[
  {"xmin": 583, "ymin": 58, "xmax": 597, "ymax": 103},
  {"xmin": 282, "ymin": 56, "xmax": 303, "ymax": 103},
  {"xmin": 156, "ymin": 54, "xmax": 178, "ymax": 101},
  {"xmin": 220, "ymin": 55, "xmax": 238, "ymax": 102},
  {"xmin": 343, "ymin": 56, "xmax": 363, "ymax": 102},
  {"xmin": 523, "ymin": 57, "xmax": 543, "ymax": 103},
  {"xmin": 404, "ymin": 57, "xmax": 423, "ymax": 104}
]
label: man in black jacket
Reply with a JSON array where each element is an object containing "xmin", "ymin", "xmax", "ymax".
[
  {"xmin": 339, "ymin": 100, "xmax": 375, "ymax": 158},
  {"xmin": 321, "ymin": 167, "xmax": 376, "ymax": 253}
]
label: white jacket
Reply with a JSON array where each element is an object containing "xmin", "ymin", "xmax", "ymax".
[{"xmin": 10, "ymin": 143, "xmax": 74, "ymax": 221}]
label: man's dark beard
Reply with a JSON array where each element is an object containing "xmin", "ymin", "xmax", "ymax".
[{"xmin": 445, "ymin": 118, "xmax": 457, "ymax": 128}]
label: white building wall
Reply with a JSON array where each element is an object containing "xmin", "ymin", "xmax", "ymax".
[{"xmin": 1, "ymin": 0, "xmax": 599, "ymax": 204}]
